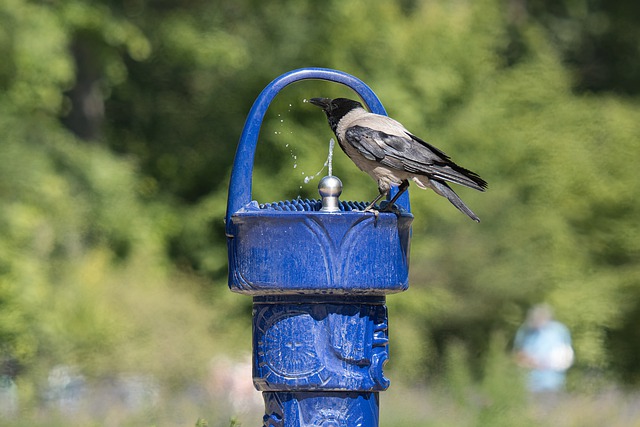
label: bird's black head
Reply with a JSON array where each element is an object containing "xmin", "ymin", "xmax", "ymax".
[{"xmin": 309, "ymin": 97, "xmax": 364, "ymax": 133}]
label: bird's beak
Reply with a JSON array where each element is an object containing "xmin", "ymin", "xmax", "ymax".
[{"xmin": 309, "ymin": 97, "xmax": 332, "ymax": 110}]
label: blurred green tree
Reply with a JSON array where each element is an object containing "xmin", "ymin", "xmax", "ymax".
[
  {"xmin": 1, "ymin": 0, "xmax": 640, "ymax": 402},
  {"xmin": 0, "ymin": 0, "xmax": 246, "ymax": 394}
]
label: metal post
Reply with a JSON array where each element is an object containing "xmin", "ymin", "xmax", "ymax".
[{"xmin": 225, "ymin": 68, "xmax": 412, "ymax": 426}]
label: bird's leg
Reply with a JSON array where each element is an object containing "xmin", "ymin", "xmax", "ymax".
[
  {"xmin": 363, "ymin": 191, "xmax": 387, "ymax": 221},
  {"xmin": 363, "ymin": 192, "xmax": 385, "ymax": 213},
  {"xmin": 382, "ymin": 180, "xmax": 409, "ymax": 211}
]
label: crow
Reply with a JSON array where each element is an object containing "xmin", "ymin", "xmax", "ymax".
[{"xmin": 310, "ymin": 97, "xmax": 487, "ymax": 222}]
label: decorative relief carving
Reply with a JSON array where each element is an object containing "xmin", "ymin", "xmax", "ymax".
[
  {"xmin": 228, "ymin": 213, "xmax": 411, "ymax": 293},
  {"xmin": 253, "ymin": 302, "xmax": 388, "ymax": 391},
  {"xmin": 263, "ymin": 392, "xmax": 378, "ymax": 427},
  {"xmin": 263, "ymin": 312, "xmax": 323, "ymax": 378}
]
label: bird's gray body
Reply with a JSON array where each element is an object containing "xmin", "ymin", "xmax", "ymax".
[
  {"xmin": 335, "ymin": 109, "xmax": 410, "ymax": 193},
  {"xmin": 310, "ymin": 97, "xmax": 487, "ymax": 222}
]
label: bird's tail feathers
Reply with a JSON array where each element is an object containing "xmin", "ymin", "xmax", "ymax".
[
  {"xmin": 432, "ymin": 166, "xmax": 487, "ymax": 192},
  {"xmin": 430, "ymin": 180, "xmax": 481, "ymax": 222},
  {"xmin": 406, "ymin": 133, "xmax": 488, "ymax": 191}
]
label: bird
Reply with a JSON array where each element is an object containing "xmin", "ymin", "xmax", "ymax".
[{"xmin": 309, "ymin": 97, "xmax": 487, "ymax": 222}]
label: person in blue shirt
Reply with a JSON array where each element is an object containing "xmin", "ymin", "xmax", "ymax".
[{"xmin": 514, "ymin": 304, "xmax": 574, "ymax": 393}]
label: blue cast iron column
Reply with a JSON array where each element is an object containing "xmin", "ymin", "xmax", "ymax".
[{"xmin": 225, "ymin": 68, "xmax": 412, "ymax": 426}]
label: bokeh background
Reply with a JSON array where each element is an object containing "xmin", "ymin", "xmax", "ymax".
[{"xmin": 1, "ymin": 0, "xmax": 640, "ymax": 425}]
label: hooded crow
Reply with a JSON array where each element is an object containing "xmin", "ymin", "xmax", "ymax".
[{"xmin": 310, "ymin": 97, "xmax": 487, "ymax": 222}]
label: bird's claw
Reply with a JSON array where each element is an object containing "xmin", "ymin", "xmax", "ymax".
[
  {"xmin": 379, "ymin": 201, "xmax": 402, "ymax": 216},
  {"xmin": 379, "ymin": 201, "xmax": 394, "ymax": 212},
  {"xmin": 363, "ymin": 206, "xmax": 379, "ymax": 219}
]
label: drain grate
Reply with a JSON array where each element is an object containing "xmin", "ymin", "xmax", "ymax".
[{"xmin": 258, "ymin": 199, "xmax": 371, "ymax": 212}]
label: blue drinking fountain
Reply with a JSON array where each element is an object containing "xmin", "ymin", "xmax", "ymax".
[{"xmin": 225, "ymin": 68, "xmax": 412, "ymax": 427}]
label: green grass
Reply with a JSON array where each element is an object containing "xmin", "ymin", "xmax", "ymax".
[
  {"xmin": 3, "ymin": 384, "xmax": 640, "ymax": 427},
  {"xmin": 382, "ymin": 385, "xmax": 640, "ymax": 427}
]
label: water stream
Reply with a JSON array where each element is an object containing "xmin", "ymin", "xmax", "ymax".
[{"xmin": 303, "ymin": 138, "xmax": 336, "ymax": 183}]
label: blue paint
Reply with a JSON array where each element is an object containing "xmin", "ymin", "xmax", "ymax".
[
  {"xmin": 253, "ymin": 296, "xmax": 389, "ymax": 391},
  {"xmin": 263, "ymin": 392, "xmax": 379, "ymax": 427},
  {"xmin": 228, "ymin": 207, "xmax": 411, "ymax": 294},
  {"xmin": 225, "ymin": 68, "xmax": 412, "ymax": 426}
]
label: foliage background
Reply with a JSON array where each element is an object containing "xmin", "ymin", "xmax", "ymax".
[{"xmin": 1, "ymin": 0, "xmax": 639, "ymax": 425}]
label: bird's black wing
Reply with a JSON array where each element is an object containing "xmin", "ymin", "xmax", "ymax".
[
  {"xmin": 343, "ymin": 126, "xmax": 406, "ymax": 170},
  {"xmin": 344, "ymin": 125, "xmax": 487, "ymax": 191}
]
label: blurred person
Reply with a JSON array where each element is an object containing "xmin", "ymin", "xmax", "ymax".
[{"xmin": 514, "ymin": 304, "xmax": 574, "ymax": 393}]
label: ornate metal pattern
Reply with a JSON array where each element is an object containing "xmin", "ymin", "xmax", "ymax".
[{"xmin": 253, "ymin": 299, "xmax": 389, "ymax": 391}]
